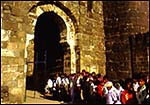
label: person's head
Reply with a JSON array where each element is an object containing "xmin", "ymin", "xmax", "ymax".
[
  {"xmin": 56, "ymin": 73, "xmax": 60, "ymax": 77},
  {"xmin": 82, "ymin": 69, "xmax": 86, "ymax": 74},
  {"xmin": 89, "ymin": 78, "xmax": 94, "ymax": 84},
  {"xmin": 132, "ymin": 78, "xmax": 138, "ymax": 83},
  {"xmin": 103, "ymin": 75, "xmax": 108, "ymax": 83},
  {"xmin": 92, "ymin": 72, "xmax": 96, "ymax": 76},
  {"xmin": 115, "ymin": 82, "xmax": 121, "ymax": 90},
  {"xmin": 76, "ymin": 71, "xmax": 80, "ymax": 77},
  {"xmin": 138, "ymin": 73, "xmax": 146, "ymax": 87},
  {"xmin": 61, "ymin": 74, "xmax": 65, "ymax": 78},
  {"xmin": 85, "ymin": 71, "xmax": 89, "ymax": 76},
  {"xmin": 105, "ymin": 81, "xmax": 113, "ymax": 90},
  {"xmin": 138, "ymin": 78, "xmax": 145, "ymax": 87},
  {"xmin": 124, "ymin": 78, "xmax": 133, "ymax": 92},
  {"xmin": 97, "ymin": 73, "xmax": 101, "ymax": 78}
]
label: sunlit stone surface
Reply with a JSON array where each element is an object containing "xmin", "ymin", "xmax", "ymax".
[{"xmin": 1, "ymin": 1, "xmax": 149, "ymax": 103}]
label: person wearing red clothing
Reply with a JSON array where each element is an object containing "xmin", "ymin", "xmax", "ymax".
[
  {"xmin": 121, "ymin": 89, "xmax": 135, "ymax": 104},
  {"xmin": 97, "ymin": 82, "xmax": 104, "ymax": 97},
  {"xmin": 121, "ymin": 78, "xmax": 138, "ymax": 104},
  {"xmin": 95, "ymin": 80, "xmax": 105, "ymax": 104}
]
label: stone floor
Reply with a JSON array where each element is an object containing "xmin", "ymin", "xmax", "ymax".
[
  {"xmin": 23, "ymin": 90, "xmax": 62, "ymax": 104},
  {"xmin": 1, "ymin": 90, "xmax": 69, "ymax": 104}
]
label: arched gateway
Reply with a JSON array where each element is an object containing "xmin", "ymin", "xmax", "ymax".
[{"xmin": 25, "ymin": 2, "xmax": 78, "ymax": 92}]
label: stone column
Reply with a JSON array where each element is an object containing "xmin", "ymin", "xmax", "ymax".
[{"xmin": 70, "ymin": 45, "xmax": 76, "ymax": 74}]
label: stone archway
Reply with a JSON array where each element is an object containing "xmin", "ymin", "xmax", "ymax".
[
  {"xmin": 26, "ymin": 2, "xmax": 77, "ymax": 77},
  {"xmin": 24, "ymin": 1, "xmax": 78, "ymax": 94}
]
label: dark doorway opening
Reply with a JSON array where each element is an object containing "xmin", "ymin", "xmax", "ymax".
[
  {"xmin": 34, "ymin": 11, "xmax": 64, "ymax": 73},
  {"xmin": 26, "ymin": 11, "xmax": 67, "ymax": 93}
]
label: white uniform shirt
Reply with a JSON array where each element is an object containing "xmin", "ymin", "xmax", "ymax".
[
  {"xmin": 76, "ymin": 76, "xmax": 82, "ymax": 87},
  {"xmin": 106, "ymin": 87, "xmax": 121, "ymax": 104},
  {"xmin": 47, "ymin": 79, "xmax": 53, "ymax": 88},
  {"xmin": 56, "ymin": 76, "xmax": 61, "ymax": 86},
  {"xmin": 61, "ymin": 78, "xmax": 68, "ymax": 86},
  {"xmin": 103, "ymin": 85, "xmax": 117, "ymax": 96},
  {"xmin": 65, "ymin": 77, "xmax": 70, "ymax": 85},
  {"xmin": 116, "ymin": 86, "xmax": 124, "ymax": 102},
  {"xmin": 133, "ymin": 82, "xmax": 139, "ymax": 92}
]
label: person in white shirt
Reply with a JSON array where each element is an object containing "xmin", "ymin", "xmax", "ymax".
[
  {"xmin": 56, "ymin": 73, "xmax": 61, "ymax": 87},
  {"xmin": 103, "ymin": 81, "xmax": 117, "ymax": 97},
  {"xmin": 132, "ymin": 78, "xmax": 139, "ymax": 92},
  {"xmin": 114, "ymin": 82, "xmax": 124, "ymax": 103},
  {"xmin": 44, "ymin": 78, "xmax": 53, "ymax": 94},
  {"xmin": 105, "ymin": 81, "xmax": 121, "ymax": 104}
]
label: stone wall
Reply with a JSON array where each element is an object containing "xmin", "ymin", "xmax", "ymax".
[
  {"xmin": 59, "ymin": 1, "xmax": 106, "ymax": 75},
  {"xmin": 103, "ymin": 1, "xmax": 149, "ymax": 80},
  {"xmin": 1, "ymin": 1, "xmax": 34, "ymax": 103},
  {"xmin": 77, "ymin": 1, "xmax": 106, "ymax": 75},
  {"xmin": 1, "ymin": 1, "xmax": 106, "ymax": 103},
  {"xmin": 1, "ymin": 1, "xmax": 149, "ymax": 104},
  {"xmin": 129, "ymin": 32, "xmax": 149, "ymax": 75}
]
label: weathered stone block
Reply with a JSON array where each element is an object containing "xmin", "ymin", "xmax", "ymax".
[
  {"xmin": 17, "ymin": 31, "xmax": 26, "ymax": 39},
  {"xmin": 1, "ymin": 86, "xmax": 9, "ymax": 102},
  {"xmin": 9, "ymin": 88, "xmax": 23, "ymax": 104},
  {"xmin": 1, "ymin": 41, "xmax": 8, "ymax": 49},
  {"xmin": 2, "ymin": 20, "xmax": 18, "ymax": 31},
  {"xmin": 7, "ymin": 42, "xmax": 18, "ymax": 50}
]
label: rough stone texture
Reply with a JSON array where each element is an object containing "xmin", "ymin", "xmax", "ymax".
[
  {"xmin": 1, "ymin": 1, "xmax": 27, "ymax": 103},
  {"xmin": 1, "ymin": 1, "xmax": 149, "ymax": 104},
  {"xmin": 77, "ymin": 1, "xmax": 106, "ymax": 74},
  {"xmin": 103, "ymin": 1, "xmax": 149, "ymax": 80},
  {"xmin": 1, "ymin": 86, "xmax": 9, "ymax": 102},
  {"xmin": 129, "ymin": 32, "xmax": 149, "ymax": 75}
]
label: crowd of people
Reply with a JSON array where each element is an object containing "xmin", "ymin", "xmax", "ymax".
[{"xmin": 44, "ymin": 70, "xmax": 149, "ymax": 104}]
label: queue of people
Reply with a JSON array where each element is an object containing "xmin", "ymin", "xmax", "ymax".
[{"xmin": 44, "ymin": 70, "xmax": 149, "ymax": 104}]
